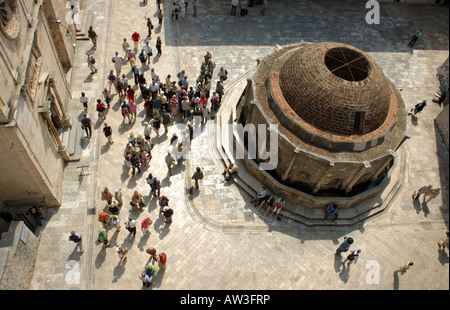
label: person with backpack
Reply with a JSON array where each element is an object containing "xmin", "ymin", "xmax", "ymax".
[
  {"xmin": 408, "ymin": 100, "xmax": 427, "ymax": 117},
  {"xmin": 336, "ymin": 236, "xmax": 354, "ymax": 255},
  {"xmin": 139, "ymin": 49, "xmax": 148, "ymax": 70},
  {"xmin": 86, "ymin": 52, "xmax": 97, "ymax": 74},
  {"xmin": 342, "ymin": 249, "xmax": 361, "ymax": 265},
  {"xmin": 96, "ymin": 99, "xmax": 107, "ymax": 120},
  {"xmin": 69, "ymin": 231, "xmax": 84, "ymax": 254},
  {"xmin": 147, "ymin": 173, "xmax": 161, "ymax": 197},
  {"xmin": 162, "ymin": 206, "xmax": 174, "ymax": 224},
  {"xmin": 107, "ymin": 70, "xmax": 118, "ymax": 92},
  {"xmin": 121, "ymin": 101, "xmax": 131, "ymax": 124}
]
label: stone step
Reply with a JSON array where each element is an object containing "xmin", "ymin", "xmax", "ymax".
[{"xmin": 75, "ymin": 9, "xmax": 94, "ymax": 41}]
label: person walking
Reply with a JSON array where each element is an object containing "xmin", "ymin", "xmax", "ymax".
[
  {"xmin": 408, "ymin": 29, "xmax": 422, "ymax": 48},
  {"xmin": 69, "ymin": 231, "xmax": 84, "ymax": 254},
  {"xmin": 101, "ymin": 187, "xmax": 113, "ymax": 205},
  {"xmin": 156, "ymin": 36, "xmax": 162, "ymax": 55},
  {"xmin": 131, "ymin": 190, "xmax": 145, "ymax": 209},
  {"xmin": 97, "ymin": 228, "xmax": 110, "ymax": 248},
  {"xmin": 88, "ymin": 26, "xmax": 98, "ymax": 48},
  {"xmin": 131, "ymin": 30, "xmax": 141, "ymax": 51},
  {"xmin": 81, "ymin": 114, "xmax": 92, "ymax": 138},
  {"xmin": 139, "ymin": 271, "xmax": 152, "ymax": 287},
  {"xmin": 125, "ymin": 217, "xmax": 137, "ymax": 237},
  {"xmin": 412, "ymin": 184, "xmax": 432, "ymax": 202},
  {"xmin": 191, "ymin": 167, "xmax": 204, "ymax": 190},
  {"xmin": 162, "ymin": 110, "xmax": 171, "ymax": 133},
  {"xmin": 122, "ymin": 38, "xmax": 130, "ymax": 57},
  {"xmin": 407, "ymin": 100, "xmax": 427, "ymax": 117},
  {"xmin": 111, "ymin": 51, "xmax": 124, "ymax": 76},
  {"xmin": 157, "ymin": 9, "xmax": 163, "ymax": 27},
  {"xmin": 165, "ymin": 151, "xmax": 175, "ymax": 176},
  {"xmin": 80, "ymin": 92, "xmax": 89, "ymax": 110},
  {"xmin": 336, "ymin": 236, "xmax": 354, "ymax": 254},
  {"xmin": 146, "ymin": 247, "xmax": 158, "ymax": 261},
  {"xmin": 157, "ymin": 252, "xmax": 167, "ymax": 269},
  {"xmin": 162, "ymin": 206, "xmax": 174, "ymax": 224},
  {"xmin": 103, "ymin": 123, "xmax": 113, "ymax": 144},
  {"xmin": 116, "ymin": 246, "xmax": 128, "ymax": 261},
  {"xmin": 393, "ymin": 261, "xmax": 413, "ymax": 276},
  {"xmin": 96, "ymin": 99, "xmax": 107, "ymax": 120},
  {"xmin": 141, "ymin": 217, "xmax": 153, "ymax": 234},
  {"xmin": 145, "ymin": 17, "xmax": 153, "ymax": 38},
  {"xmin": 86, "ymin": 52, "xmax": 97, "ymax": 74},
  {"xmin": 342, "ymin": 249, "xmax": 361, "ymax": 265}
]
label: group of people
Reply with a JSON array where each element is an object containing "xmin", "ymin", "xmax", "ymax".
[
  {"xmin": 251, "ymin": 186, "xmax": 285, "ymax": 218},
  {"xmin": 230, "ymin": 0, "xmax": 269, "ymax": 17},
  {"xmin": 412, "ymin": 184, "xmax": 441, "ymax": 204}
]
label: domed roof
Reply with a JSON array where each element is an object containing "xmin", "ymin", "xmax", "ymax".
[{"xmin": 278, "ymin": 42, "xmax": 390, "ymax": 136}]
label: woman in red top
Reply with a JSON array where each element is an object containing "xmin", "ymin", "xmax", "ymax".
[
  {"xmin": 199, "ymin": 94, "xmax": 207, "ymax": 108},
  {"xmin": 96, "ymin": 99, "xmax": 107, "ymax": 120},
  {"xmin": 157, "ymin": 252, "xmax": 167, "ymax": 269},
  {"xmin": 127, "ymin": 85, "xmax": 135, "ymax": 103}
]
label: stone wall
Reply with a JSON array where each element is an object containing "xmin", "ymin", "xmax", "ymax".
[
  {"xmin": 0, "ymin": 221, "xmax": 39, "ymax": 290},
  {"xmin": 435, "ymin": 104, "xmax": 449, "ymax": 150}
]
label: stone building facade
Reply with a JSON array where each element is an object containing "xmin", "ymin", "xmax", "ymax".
[
  {"xmin": 236, "ymin": 42, "xmax": 407, "ymax": 206},
  {"xmin": 0, "ymin": 0, "xmax": 76, "ymax": 208}
]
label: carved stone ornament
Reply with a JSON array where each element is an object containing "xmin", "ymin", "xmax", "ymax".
[{"xmin": 0, "ymin": 0, "xmax": 21, "ymax": 40}]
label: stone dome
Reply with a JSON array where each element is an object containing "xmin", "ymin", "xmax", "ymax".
[{"xmin": 278, "ymin": 42, "xmax": 390, "ymax": 136}]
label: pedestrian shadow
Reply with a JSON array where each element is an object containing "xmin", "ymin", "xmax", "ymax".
[
  {"xmin": 137, "ymin": 231, "xmax": 151, "ymax": 251},
  {"xmin": 334, "ymin": 253, "xmax": 343, "ymax": 273},
  {"xmin": 410, "ymin": 115, "xmax": 419, "ymax": 126},
  {"xmin": 112, "ymin": 260, "xmax": 127, "ymax": 283},
  {"xmin": 153, "ymin": 54, "xmax": 160, "ymax": 64},
  {"xmin": 153, "ymin": 216, "xmax": 170, "ymax": 239},
  {"xmin": 121, "ymin": 165, "xmax": 130, "ymax": 183},
  {"xmin": 118, "ymin": 122, "xmax": 133, "ymax": 135},
  {"xmin": 83, "ymin": 74, "xmax": 94, "ymax": 83},
  {"xmin": 412, "ymin": 198, "xmax": 423, "ymax": 214},
  {"xmin": 152, "ymin": 268, "xmax": 166, "ymax": 288},
  {"xmin": 94, "ymin": 245, "xmax": 107, "ymax": 269},
  {"xmin": 161, "ymin": 174, "xmax": 172, "ymax": 188},
  {"xmin": 100, "ymin": 142, "xmax": 111, "ymax": 155},
  {"xmin": 421, "ymin": 201, "xmax": 430, "ymax": 217},
  {"xmin": 393, "ymin": 272, "xmax": 400, "ymax": 290},
  {"xmin": 338, "ymin": 262, "xmax": 350, "ymax": 283},
  {"xmin": 437, "ymin": 248, "xmax": 449, "ymax": 265}
]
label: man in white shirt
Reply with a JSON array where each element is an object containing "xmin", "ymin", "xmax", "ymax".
[
  {"xmin": 125, "ymin": 217, "xmax": 137, "ymax": 236},
  {"xmin": 150, "ymin": 68, "xmax": 159, "ymax": 82},
  {"xmin": 149, "ymin": 81, "xmax": 160, "ymax": 97},
  {"xmin": 111, "ymin": 51, "xmax": 124, "ymax": 75},
  {"xmin": 80, "ymin": 92, "xmax": 89, "ymax": 110},
  {"xmin": 142, "ymin": 42, "xmax": 152, "ymax": 64}
]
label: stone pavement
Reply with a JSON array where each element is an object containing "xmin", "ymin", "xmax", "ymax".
[{"xmin": 29, "ymin": 0, "xmax": 448, "ymax": 291}]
